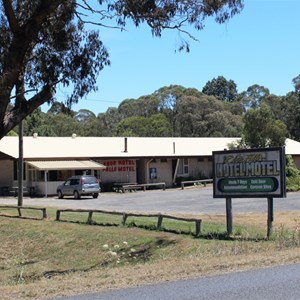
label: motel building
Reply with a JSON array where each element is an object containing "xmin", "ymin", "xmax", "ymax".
[{"xmin": 1, "ymin": 135, "xmax": 300, "ymax": 197}]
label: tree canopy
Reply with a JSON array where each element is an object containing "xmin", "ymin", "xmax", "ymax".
[
  {"xmin": 202, "ymin": 76, "xmax": 238, "ymax": 102},
  {"xmin": 12, "ymin": 78, "xmax": 300, "ymax": 143},
  {"xmin": 19, "ymin": 85, "xmax": 244, "ymax": 138},
  {"xmin": 240, "ymin": 104, "xmax": 288, "ymax": 148},
  {"xmin": 0, "ymin": 0, "xmax": 244, "ymax": 139}
]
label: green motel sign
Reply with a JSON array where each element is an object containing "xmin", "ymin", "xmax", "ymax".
[{"xmin": 213, "ymin": 147, "xmax": 286, "ymax": 198}]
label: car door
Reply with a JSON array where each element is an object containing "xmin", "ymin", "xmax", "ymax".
[
  {"xmin": 62, "ymin": 179, "xmax": 72, "ymax": 195},
  {"xmin": 69, "ymin": 178, "xmax": 80, "ymax": 195}
]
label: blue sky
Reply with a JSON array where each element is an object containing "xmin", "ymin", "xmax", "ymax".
[{"xmin": 45, "ymin": 0, "xmax": 300, "ymax": 115}]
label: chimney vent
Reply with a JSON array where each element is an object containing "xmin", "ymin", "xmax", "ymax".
[{"xmin": 124, "ymin": 137, "xmax": 128, "ymax": 152}]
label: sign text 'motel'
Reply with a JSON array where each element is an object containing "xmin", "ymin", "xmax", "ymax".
[{"xmin": 213, "ymin": 147, "xmax": 286, "ymax": 198}]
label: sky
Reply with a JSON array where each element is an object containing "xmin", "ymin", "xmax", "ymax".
[{"xmin": 43, "ymin": 0, "xmax": 300, "ymax": 115}]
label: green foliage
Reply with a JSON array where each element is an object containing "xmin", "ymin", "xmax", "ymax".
[
  {"xmin": 6, "ymin": 130, "xmax": 18, "ymax": 136},
  {"xmin": 31, "ymin": 84, "xmax": 242, "ymax": 138},
  {"xmin": 174, "ymin": 94, "xmax": 242, "ymax": 137},
  {"xmin": 7, "ymin": 80, "xmax": 300, "ymax": 142},
  {"xmin": 238, "ymin": 84, "xmax": 270, "ymax": 110},
  {"xmin": 111, "ymin": 1, "xmax": 244, "ymax": 48},
  {"xmin": 279, "ymin": 93, "xmax": 300, "ymax": 141},
  {"xmin": 0, "ymin": 208, "xmax": 299, "ymax": 298},
  {"xmin": 47, "ymin": 102, "xmax": 75, "ymax": 116},
  {"xmin": 202, "ymin": 76, "xmax": 238, "ymax": 102},
  {"xmin": 117, "ymin": 114, "xmax": 172, "ymax": 137},
  {"xmin": 286, "ymin": 155, "xmax": 300, "ymax": 191},
  {"xmin": 0, "ymin": 0, "xmax": 244, "ymax": 138},
  {"xmin": 240, "ymin": 104, "xmax": 287, "ymax": 148},
  {"xmin": 275, "ymin": 224, "xmax": 300, "ymax": 248},
  {"xmin": 292, "ymin": 74, "xmax": 300, "ymax": 94}
]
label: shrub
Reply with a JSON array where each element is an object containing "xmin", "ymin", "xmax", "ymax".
[{"xmin": 286, "ymin": 155, "xmax": 300, "ymax": 191}]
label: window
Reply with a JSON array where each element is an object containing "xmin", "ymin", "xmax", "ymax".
[
  {"xmin": 177, "ymin": 158, "xmax": 189, "ymax": 175},
  {"xmin": 49, "ymin": 171, "xmax": 58, "ymax": 181},
  {"xmin": 83, "ymin": 177, "xmax": 97, "ymax": 184},
  {"xmin": 70, "ymin": 179, "xmax": 79, "ymax": 185}
]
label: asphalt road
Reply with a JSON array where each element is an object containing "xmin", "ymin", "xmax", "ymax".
[
  {"xmin": 60, "ymin": 263, "xmax": 300, "ymax": 300},
  {"xmin": 1, "ymin": 187, "xmax": 300, "ymax": 215}
]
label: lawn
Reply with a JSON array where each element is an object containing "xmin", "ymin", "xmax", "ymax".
[{"xmin": 0, "ymin": 207, "xmax": 299, "ymax": 299}]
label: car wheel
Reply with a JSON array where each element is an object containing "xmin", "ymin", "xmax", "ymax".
[
  {"xmin": 58, "ymin": 190, "xmax": 63, "ymax": 199},
  {"xmin": 92, "ymin": 193, "xmax": 99, "ymax": 198},
  {"xmin": 74, "ymin": 191, "xmax": 80, "ymax": 199}
]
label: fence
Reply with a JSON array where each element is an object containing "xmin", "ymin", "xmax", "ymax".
[
  {"xmin": 121, "ymin": 182, "xmax": 166, "ymax": 193},
  {"xmin": 181, "ymin": 179, "xmax": 213, "ymax": 189},
  {"xmin": 56, "ymin": 208, "xmax": 202, "ymax": 236},
  {"xmin": 0, "ymin": 205, "xmax": 47, "ymax": 219}
]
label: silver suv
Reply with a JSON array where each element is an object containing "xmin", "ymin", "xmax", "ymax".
[{"xmin": 57, "ymin": 175, "xmax": 100, "ymax": 199}]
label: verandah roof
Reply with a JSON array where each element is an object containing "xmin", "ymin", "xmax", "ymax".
[{"xmin": 26, "ymin": 160, "xmax": 106, "ymax": 171}]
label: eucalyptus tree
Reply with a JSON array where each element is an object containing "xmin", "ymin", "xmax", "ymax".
[
  {"xmin": 74, "ymin": 109, "xmax": 96, "ymax": 124},
  {"xmin": 259, "ymin": 75, "xmax": 300, "ymax": 142},
  {"xmin": 0, "ymin": 0, "xmax": 244, "ymax": 138},
  {"xmin": 155, "ymin": 85, "xmax": 186, "ymax": 135},
  {"xmin": 43, "ymin": 113, "xmax": 81, "ymax": 137},
  {"xmin": 117, "ymin": 113, "xmax": 172, "ymax": 137},
  {"xmin": 97, "ymin": 107, "xmax": 121, "ymax": 136},
  {"xmin": 205, "ymin": 110, "xmax": 242, "ymax": 137},
  {"xmin": 174, "ymin": 94, "xmax": 242, "ymax": 137},
  {"xmin": 0, "ymin": 1, "xmax": 109, "ymax": 138},
  {"xmin": 174, "ymin": 95, "xmax": 208, "ymax": 137},
  {"xmin": 279, "ymin": 92, "xmax": 300, "ymax": 142},
  {"xmin": 74, "ymin": 109, "xmax": 101, "ymax": 136},
  {"xmin": 23, "ymin": 108, "xmax": 47, "ymax": 136},
  {"xmin": 240, "ymin": 104, "xmax": 287, "ymax": 148},
  {"xmin": 118, "ymin": 95, "xmax": 160, "ymax": 119},
  {"xmin": 292, "ymin": 74, "xmax": 300, "ymax": 94},
  {"xmin": 286, "ymin": 75, "xmax": 300, "ymax": 140},
  {"xmin": 154, "ymin": 85, "xmax": 202, "ymax": 135},
  {"xmin": 239, "ymin": 84, "xmax": 270, "ymax": 110},
  {"xmin": 202, "ymin": 76, "xmax": 238, "ymax": 102},
  {"xmin": 47, "ymin": 101, "xmax": 75, "ymax": 116}
]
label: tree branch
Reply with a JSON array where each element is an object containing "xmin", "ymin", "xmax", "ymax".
[
  {"xmin": 2, "ymin": 84, "xmax": 54, "ymax": 135},
  {"xmin": 2, "ymin": 0, "xmax": 20, "ymax": 34},
  {"xmin": 0, "ymin": 0, "xmax": 66, "ymax": 119}
]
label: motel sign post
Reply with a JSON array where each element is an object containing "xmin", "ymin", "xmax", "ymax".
[{"xmin": 213, "ymin": 147, "xmax": 286, "ymax": 239}]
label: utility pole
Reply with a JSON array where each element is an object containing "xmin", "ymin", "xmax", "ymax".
[{"xmin": 18, "ymin": 120, "xmax": 23, "ymax": 206}]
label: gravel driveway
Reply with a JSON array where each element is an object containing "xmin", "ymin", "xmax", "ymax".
[{"xmin": 1, "ymin": 187, "xmax": 299, "ymax": 215}]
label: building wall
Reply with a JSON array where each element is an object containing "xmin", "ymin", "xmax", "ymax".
[
  {"xmin": 188, "ymin": 157, "xmax": 213, "ymax": 179},
  {"xmin": 292, "ymin": 155, "xmax": 300, "ymax": 169},
  {"xmin": 149, "ymin": 159, "xmax": 173, "ymax": 186},
  {"xmin": 99, "ymin": 159, "xmax": 137, "ymax": 183},
  {"xmin": 0, "ymin": 160, "xmax": 14, "ymax": 188},
  {"xmin": 2, "ymin": 154, "xmax": 300, "ymax": 196}
]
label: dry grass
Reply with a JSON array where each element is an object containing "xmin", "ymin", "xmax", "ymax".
[{"xmin": 0, "ymin": 210, "xmax": 299, "ymax": 299}]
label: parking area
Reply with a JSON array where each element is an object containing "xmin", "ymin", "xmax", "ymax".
[{"xmin": 0, "ymin": 187, "xmax": 299, "ymax": 215}]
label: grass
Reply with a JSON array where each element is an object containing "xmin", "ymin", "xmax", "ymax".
[{"xmin": 0, "ymin": 208, "xmax": 299, "ymax": 299}]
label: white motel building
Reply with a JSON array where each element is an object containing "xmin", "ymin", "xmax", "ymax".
[{"xmin": 1, "ymin": 135, "xmax": 300, "ymax": 197}]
